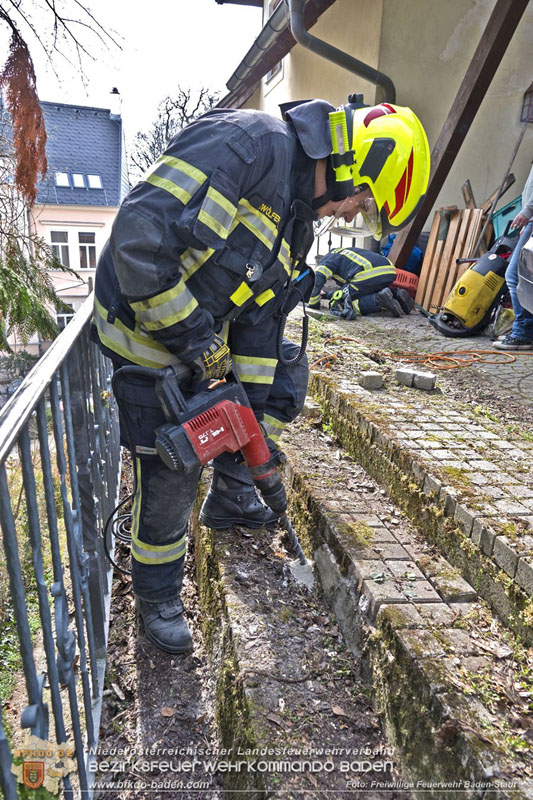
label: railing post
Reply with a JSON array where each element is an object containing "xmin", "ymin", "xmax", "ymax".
[
  {"xmin": 66, "ymin": 345, "xmax": 107, "ymax": 659},
  {"xmin": 0, "ymin": 467, "xmax": 49, "ymax": 740},
  {"xmin": 0, "ymin": 717, "xmax": 18, "ymax": 800},
  {"xmin": 98, "ymin": 351, "xmax": 122, "ymax": 596},
  {"xmin": 83, "ymin": 332, "xmax": 116, "ymax": 597},
  {"xmin": 54, "ymin": 367, "xmax": 97, "ymax": 752}
]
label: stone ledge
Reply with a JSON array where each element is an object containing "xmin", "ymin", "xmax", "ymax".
[
  {"xmin": 281, "ymin": 438, "xmax": 528, "ymax": 798},
  {"xmin": 309, "ymin": 373, "xmax": 533, "ymax": 646},
  {"xmin": 191, "ymin": 492, "xmax": 408, "ymax": 796}
]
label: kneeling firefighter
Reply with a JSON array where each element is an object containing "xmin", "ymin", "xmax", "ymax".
[
  {"xmin": 309, "ymin": 246, "xmax": 414, "ymax": 319},
  {"xmin": 93, "ymin": 96, "xmax": 430, "ymax": 653}
]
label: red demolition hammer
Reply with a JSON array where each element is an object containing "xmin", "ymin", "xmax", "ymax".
[{"xmin": 113, "ymin": 363, "xmax": 307, "ymax": 564}]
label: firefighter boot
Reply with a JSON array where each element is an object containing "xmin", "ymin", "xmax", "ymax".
[
  {"xmin": 199, "ymin": 471, "xmax": 279, "ymax": 529},
  {"xmin": 376, "ymin": 287, "xmax": 403, "ymax": 317},
  {"xmin": 136, "ymin": 596, "xmax": 193, "ymax": 654},
  {"xmin": 392, "ymin": 287, "xmax": 415, "ymax": 314}
]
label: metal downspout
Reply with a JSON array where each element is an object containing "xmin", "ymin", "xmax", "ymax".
[{"xmin": 288, "ymin": 0, "xmax": 396, "ymax": 103}]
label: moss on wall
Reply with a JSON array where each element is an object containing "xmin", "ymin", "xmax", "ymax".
[{"xmin": 309, "ymin": 374, "xmax": 533, "ymax": 647}]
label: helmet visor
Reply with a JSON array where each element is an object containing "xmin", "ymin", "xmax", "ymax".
[
  {"xmin": 314, "ymin": 190, "xmax": 382, "ymax": 239},
  {"xmin": 358, "ymin": 195, "xmax": 382, "ymax": 240}
]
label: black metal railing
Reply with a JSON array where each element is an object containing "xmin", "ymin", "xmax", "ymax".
[{"xmin": 0, "ymin": 293, "xmax": 121, "ymax": 798}]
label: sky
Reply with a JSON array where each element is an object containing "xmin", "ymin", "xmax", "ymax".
[{"xmin": 1, "ymin": 0, "xmax": 263, "ymax": 143}]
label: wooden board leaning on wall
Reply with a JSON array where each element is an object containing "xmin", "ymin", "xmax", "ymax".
[{"xmin": 415, "ymin": 207, "xmax": 491, "ymax": 312}]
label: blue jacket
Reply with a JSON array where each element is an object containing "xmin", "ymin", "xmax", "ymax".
[{"xmin": 93, "ymin": 106, "xmax": 320, "ymax": 369}]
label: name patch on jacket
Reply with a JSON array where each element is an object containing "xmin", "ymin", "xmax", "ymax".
[{"xmin": 259, "ymin": 203, "xmax": 281, "ymax": 226}]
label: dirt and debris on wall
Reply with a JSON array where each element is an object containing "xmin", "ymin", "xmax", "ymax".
[
  {"xmin": 192, "ymin": 509, "xmax": 412, "ymax": 798},
  {"xmin": 94, "ymin": 536, "xmax": 224, "ymax": 800},
  {"xmin": 94, "ymin": 467, "xmax": 412, "ymax": 799}
]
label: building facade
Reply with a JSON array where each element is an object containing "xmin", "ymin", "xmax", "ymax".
[{"xmin": 26, "ymin": 96, "xmax": 128, "ymax": 351}]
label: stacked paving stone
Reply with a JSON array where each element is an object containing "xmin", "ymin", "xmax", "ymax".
[{"xmin": 395, "ymin": 367, "xmax": 437, "ymax": 391}]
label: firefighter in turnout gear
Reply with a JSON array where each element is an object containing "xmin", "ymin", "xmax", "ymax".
[
  {"xmin": 93, "ymin": 95, "xmax": 430, "ymax": 653},
  {"xmin": 309, "ymin": 247, "xmax": 414, "ymax": 319}
]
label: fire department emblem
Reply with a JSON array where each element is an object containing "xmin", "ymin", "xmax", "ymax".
[
  {"xmin": 12, "ymin": 734, "xmax": 76, "ymax": 793},
  {"xmin": 22, "ymin": 760, "xmax": 45, "ymax": 789}
]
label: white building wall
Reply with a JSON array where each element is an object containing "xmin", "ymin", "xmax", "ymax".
[
  {"xmin": 244, "ymin": 0, "xmax": 533, "ymax": 229},
  {"xmin": 378, "ymin": 0, "xmax": 533, "ymax": 214},
  {"xmin": 9, "ymin": 203, "xmax": 117, "ymax": 354}
]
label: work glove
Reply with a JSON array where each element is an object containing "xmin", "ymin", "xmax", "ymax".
[
  {"xmin": 329, "ymin": 286, "xmax": 357, "ymax": 321},
  {"xmin": 281, "ymin": 266, "xmax": 315, "ymax": 315},
  {"xmin": 189, "ymin": 334, "xmax": 232, "ymax": 382}
]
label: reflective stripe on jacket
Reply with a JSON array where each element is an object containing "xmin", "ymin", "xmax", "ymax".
[{"xmin": 93, "ymin": 108, "xmax": 316, "ymax": 368}]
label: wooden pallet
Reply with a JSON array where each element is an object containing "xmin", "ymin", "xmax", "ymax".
[{"xmin": 415, "ymin": 207, "xmax": 487, "ymax": 311}]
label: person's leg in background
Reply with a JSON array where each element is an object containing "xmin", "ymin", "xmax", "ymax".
[
  {"xmin": 496, "ymin": 221, "xmax": 533, "ymax": 349},
  {"xmin": 348, "ymin": 265, "xmax": 410, "ymax": 317}
]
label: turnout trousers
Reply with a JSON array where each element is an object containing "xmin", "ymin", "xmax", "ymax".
[
  {"xmin": 113, "ymin": 317, "xmax": 308, "ymax": 602},
  {"xmin": 348, "ymin": 267, "xmax": 397, "ymax": 316}
]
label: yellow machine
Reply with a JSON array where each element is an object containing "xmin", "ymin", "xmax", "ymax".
[{"xmin": 429, "ymin": 224, "xmax": 519, "ymax": 337}]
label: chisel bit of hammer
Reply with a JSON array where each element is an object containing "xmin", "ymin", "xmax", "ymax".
[
  {"xmin": 278, "ymin": 512, "xmax": 315, "ymax": 590},
  {"xmin": 279, "ymin": 513, "xmax": 307, "ymax": 565}
]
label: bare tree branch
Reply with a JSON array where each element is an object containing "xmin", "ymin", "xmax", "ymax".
[
  {"xmin": 0, "ymin": 1, "xmax": 114, "ymax": 350},
  {"xmin": 1, "ymin": 1, "xmax": 121, "ymax": 84},
  {"xmin": 129, "ymin": 86, "xmax": 220, "ymax": 181}
]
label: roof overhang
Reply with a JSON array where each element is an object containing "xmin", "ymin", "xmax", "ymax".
[
  {"xmin": 215, "ymin": 0, "xmax": 263, "ymax": 6},
  {"xmin": 218, "ymin": 0, "xmax": 336, "ymax": 108}
]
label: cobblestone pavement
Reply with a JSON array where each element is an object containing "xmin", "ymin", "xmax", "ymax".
[
  {"xmin": 359, "ymin": 311, "xmax": 533, "ymax": 403},
  {"xmin": 289, "ymin": 309, "xmax": 533, "ymax": 610},
  {"xmin": 311, "ymin": 366, "xmax": 533, "ymax": 596}
]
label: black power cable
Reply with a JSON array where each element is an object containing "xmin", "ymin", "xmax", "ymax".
[
  {"xmin": 276, "ymin": 269, "xmax": 311, "ymax": 367},
  {"xmin": 276, "ymin": 303, "xmax": 309, "ymax": 366},
  {"xmin": 102, "ymin": 495, "xmax": 133, "ymax": 577}
]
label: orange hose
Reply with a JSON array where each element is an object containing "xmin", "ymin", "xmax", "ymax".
[
  {"xmin": 384, "ymin": 350, "xmax": 518, "ymax": 370},
  {"xmin": 310, "ymin": 336, "xmax": 524, "ymax": 371},
  {"xmin": 309, "ymin": 353, "xmax": 338, "ymax": 369},
  {"xmin": 323, "ymin": 336, "xmax": 361, "ymax": 348}
]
